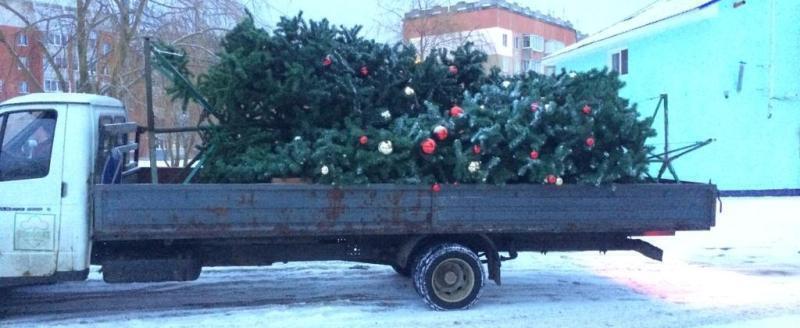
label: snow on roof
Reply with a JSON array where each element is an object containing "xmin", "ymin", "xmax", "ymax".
[
  {"xmin": 0, "ymin": 93, "xmax": 123, "ymax": 108},
  {"xmin": 545, "ymin": 0, "xmax": 719, "ymax": 59}
]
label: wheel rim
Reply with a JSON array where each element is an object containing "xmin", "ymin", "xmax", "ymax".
[{"xmin": 431, "ymin": 258, "xmax": 475, "ymax": 303}]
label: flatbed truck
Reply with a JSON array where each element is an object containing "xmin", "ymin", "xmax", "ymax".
[{"xmin": 0, "ymin": 94, "xmax": 716, "ymax": 310}]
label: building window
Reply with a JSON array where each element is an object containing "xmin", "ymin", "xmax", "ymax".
[
  {"xmin": 54, "ymin": 54, "xmax": 67, "ymax": 68},
  {"xmin": 89, "ymin": 31, "xmax": 97, "ymax": 46},
  {"xmin": 0, "ymin": 79, "xmax": 4, "ymax": 93},
  {"xmin": 17, "ymin": 33, "xmax": 28, "ymax": 46},
  {"xmin": 514, "ymin": 36, "xmax": 520, "ymax": 49},
  {"xmin": 18, "ymin": 56, "xmax": 28, "ymax": 70},
  {"xmin": 44, "ymin": 79, "xmax": 63, "ymax": 93},
  {"xmin": 521, "ymin": 35, "xmax": 544, "ymax": 52},
  {"xmin": 611, "ymin": 49, "xmax": 629, "ymax": 75},
  {"xmin": 102, "ymin": 43, "xmax": 112, "ymax": 55},
  {"xmin": 502, "ymin": 34, "xmax": 508, "ymax": 47},
  {"xmin": 19, "ymin": 81, "xmax": 29, "ymax": 94},
  {"xmin": 48, "ymin": 32, "xmax": 65, "ymax": 46}
]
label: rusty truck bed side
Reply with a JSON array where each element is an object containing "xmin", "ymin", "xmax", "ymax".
[{"xmin": 92, "ymin": 183, "xmax": 717, "ymax": 241}]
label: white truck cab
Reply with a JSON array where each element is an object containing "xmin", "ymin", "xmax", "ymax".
[{"xmin": 0, "ymin": 93, "xmax": 127, "ymax": 287}]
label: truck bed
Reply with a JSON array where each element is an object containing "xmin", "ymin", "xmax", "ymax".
[{"xmin": 92, "ymin": 183, "xmax": 717, "ymax": 241}]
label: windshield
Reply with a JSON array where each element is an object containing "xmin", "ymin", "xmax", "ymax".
[{"xmin": 0, "ymin": 110, "xmax": 57, "ymax": 181}]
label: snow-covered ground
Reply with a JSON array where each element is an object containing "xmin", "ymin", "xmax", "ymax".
[{"xmin": 2, "ymin": 197, "xmax": 799, "ymax": 327}]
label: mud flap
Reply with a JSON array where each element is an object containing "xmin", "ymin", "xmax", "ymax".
[
  {"xmin": 102, "ymin": 258, "xmax": 201, "ymax": 283},
  {"xmin": 629, "ymin": 239, "xmax": 664, "ymax": 261}
]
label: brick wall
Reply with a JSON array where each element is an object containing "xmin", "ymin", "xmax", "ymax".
[{"xmin": 0, "ymin": 25, "xmax": 44, "ymax": 101}]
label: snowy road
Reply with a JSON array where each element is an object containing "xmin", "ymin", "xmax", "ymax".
[{"xmin": 2, "ymin": 197, "xmax": 799, "ymax": 327}]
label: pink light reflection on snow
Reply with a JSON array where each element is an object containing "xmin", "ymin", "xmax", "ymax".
[{"xmin": 584, "ymin": 255, "xmax": 794, "ymax": 308}]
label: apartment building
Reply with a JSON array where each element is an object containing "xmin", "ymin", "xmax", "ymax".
[
  {"xmin": 403, "ymin": 0, "xmax": 578, "ymax": 75},
  {"xmin": 0, "ymin": 0, "xmax": 112, "ymax": 101}
]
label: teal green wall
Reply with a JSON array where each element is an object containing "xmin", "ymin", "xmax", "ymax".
[{"xmin": 544, "ymin": 0, "xmax": 800, "ymax": 190}]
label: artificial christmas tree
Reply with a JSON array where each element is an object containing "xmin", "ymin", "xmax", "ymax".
[{"xmin": 189, "ymin": 13, "xmax": 654, "ymax": 186}]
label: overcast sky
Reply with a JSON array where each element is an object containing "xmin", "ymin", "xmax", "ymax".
[{"xmin": 250, "ymin": 0, "xmax": 658, "ymax": 42}]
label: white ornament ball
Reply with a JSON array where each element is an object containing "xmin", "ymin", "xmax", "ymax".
[
  {"xmin": 404, "ymin": 86, "xmax": 415, "ymax": 96},
  {"xmin": 380, "ymin": 110, "xmax": 392, "ymax": 120},
  {"xmin": 468, "ymin": 161, "xmax": 481, "ymax": 173},
  {"xmin": 545, "ymin": 102, "xmax": 554, "ymax": 111},
  {"xmin": 293, "ymin": 136, "xmax": 302, "ymax": 141},
  {"xmin": 501, "ymin": 80, "xmax": 512, "ymax": 88},
  {"xmin": 569, "ymin": 71, "xmax": 577, "ymax": 78},
  {"xmin": 320, "ymin": 165, "xmax": 330, "ymax": 175},
  {"xmin": 378, "ymin": 140, "xmax": 393, "ymax": 155},
  {"xmin": 556, "ymin": 177, "xmax": 563, "ymax": 186}
]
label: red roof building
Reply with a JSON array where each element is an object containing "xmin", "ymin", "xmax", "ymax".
[{"xmin": 403, "ymin": 0, "xmax": 578, "ymax": 75}]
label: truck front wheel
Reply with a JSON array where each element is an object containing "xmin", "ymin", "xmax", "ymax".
[{"xmin": 413, "ymin": 243, "xmax": 485, "ymax": 310}]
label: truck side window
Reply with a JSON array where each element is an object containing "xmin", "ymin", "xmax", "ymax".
[{"xmin": 0, "ymin": 110, "xmax": 57, "ymax": 181}]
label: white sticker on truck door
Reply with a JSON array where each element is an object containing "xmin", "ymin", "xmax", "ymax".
[{"xmin": 14, "ymin": 213, "xmax": 55, "ymax": 251}]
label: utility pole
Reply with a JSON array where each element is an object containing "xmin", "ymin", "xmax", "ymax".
[{"xmin": 144, "ymin": 36, "xmax": 158, "ymax": 184}]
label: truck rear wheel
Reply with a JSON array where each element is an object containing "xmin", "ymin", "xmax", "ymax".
[{"xmin": 413, "ymin": 243, "xmax": 484, "ymax": 310}]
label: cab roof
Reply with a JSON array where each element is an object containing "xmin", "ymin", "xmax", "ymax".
[{"xmin": 0, "ymin": 93, "xmax": 123, "ymax": 108}]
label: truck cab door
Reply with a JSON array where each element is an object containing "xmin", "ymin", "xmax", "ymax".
[{"xmin": 0, "ymin": 108, "xmax": 65, "ymax": 282}]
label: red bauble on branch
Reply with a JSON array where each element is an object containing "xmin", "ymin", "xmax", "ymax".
[
  {"xmin": 360, "ymin": 66, "xmax": 369, "ymax": 76},
  {"xmin": 449, "ymin": 105, "xmax": 464, "ymax": 118},
  {"xmin": 322, "ymin": 55, "xmax": 332, "ymax": 67},
  {"xmin": 359, "ymin": 135, "xmax": 368, "ymax": 145},
  {"xmin": 585, "ymin": 136, "xmax": 596, "ymax": 147},
  {"xmin": 421, "ymin": 138, "xmax": 437, "ymax": 155},
  {"xmin": 448, "ymin": 65, "xmax": 459, "ymax": 75},
  {"xmin": 530, "ymin": 102, "xmax": 540, "ymax": 112},
  {"xmin": 432, "ymin": 183, "xmax": 442, "ymax": 192},
  {"xmin": 433, "ymin": 125, "xmax": 448, "ymax": 141},
  {"xmin": 582, "ymin": 104, "xmax": 592, "ymax": 115},
  {"xmin": 472, "ymin": 144, "xmax": 481, "ymax": 155},
  {"xmin": 529, "ymin": 150, "xmax": 539, "ymax": 160},
  {"xmin": 546, "ymin": 174, "xmax": 558, "ymax": 184}
]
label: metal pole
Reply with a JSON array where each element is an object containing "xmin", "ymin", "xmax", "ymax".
[
  {"xmin": 144, "ymin": 37, "xmax": 158, "ymax": 184},
  {"xmin": 661, "ymin": 93, "xmax": 679, "ymax": 181},
  {"xmin": 662, "ymin": 94, "xmax": 669, "ymax": 167}
]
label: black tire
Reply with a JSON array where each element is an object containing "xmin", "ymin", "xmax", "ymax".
[
  {"xmin": 391, "ymin": 263, "xmax": 412, "ymax": 277},
  {"xmin": 413, "ymin": 243, "xmax": 485, "ymax": 310}
]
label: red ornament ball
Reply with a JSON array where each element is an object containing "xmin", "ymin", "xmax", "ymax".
[
  {"xmin": 585, "ymin": 136, "xmax": 596, "ymax": 147},
  {"xmin": 546, "ymin": 174, "xmax": 558, "ymax": 184},
  {"xmin": 432, "ymin": 183, "xmax": 442, "ymax": 192},
  {"xmin": 450, "ymin": 105, "xmax": 464, "ymax": 118},
  {"xmin": 360, "ymin": 66, "xmax": 369, "ymax": 76},
  {"xmin": 529, "ymin": 150, "xmax": 539, "ymax": 160},
  {"xmin": 359, "ymin": 135, "xmax": 368, "ymax": 145},
  {"xmin": 472, "ymin": 144, "xmax": 481, "ymax": 155},
  {"xmin": 448, "ymin": 65, "xmax": 458, "ymax": 75},
  {"xmin": 433, "ymin": 125, "xmax": 448, "ymax": 141},
  {"xmin": 322, "ymin": 56, "xmax": 332, "ymax": 67},
  {"xmin": 582, "ymin": 104, "xmax": 592, "ymax": 115},
  {"xmin": 421, "ymin": 138, "xmax": 437, "ymax": 155},
  {"xmin": 530, "ymin": 102, "xmax": 540, "ymax": 112}
]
